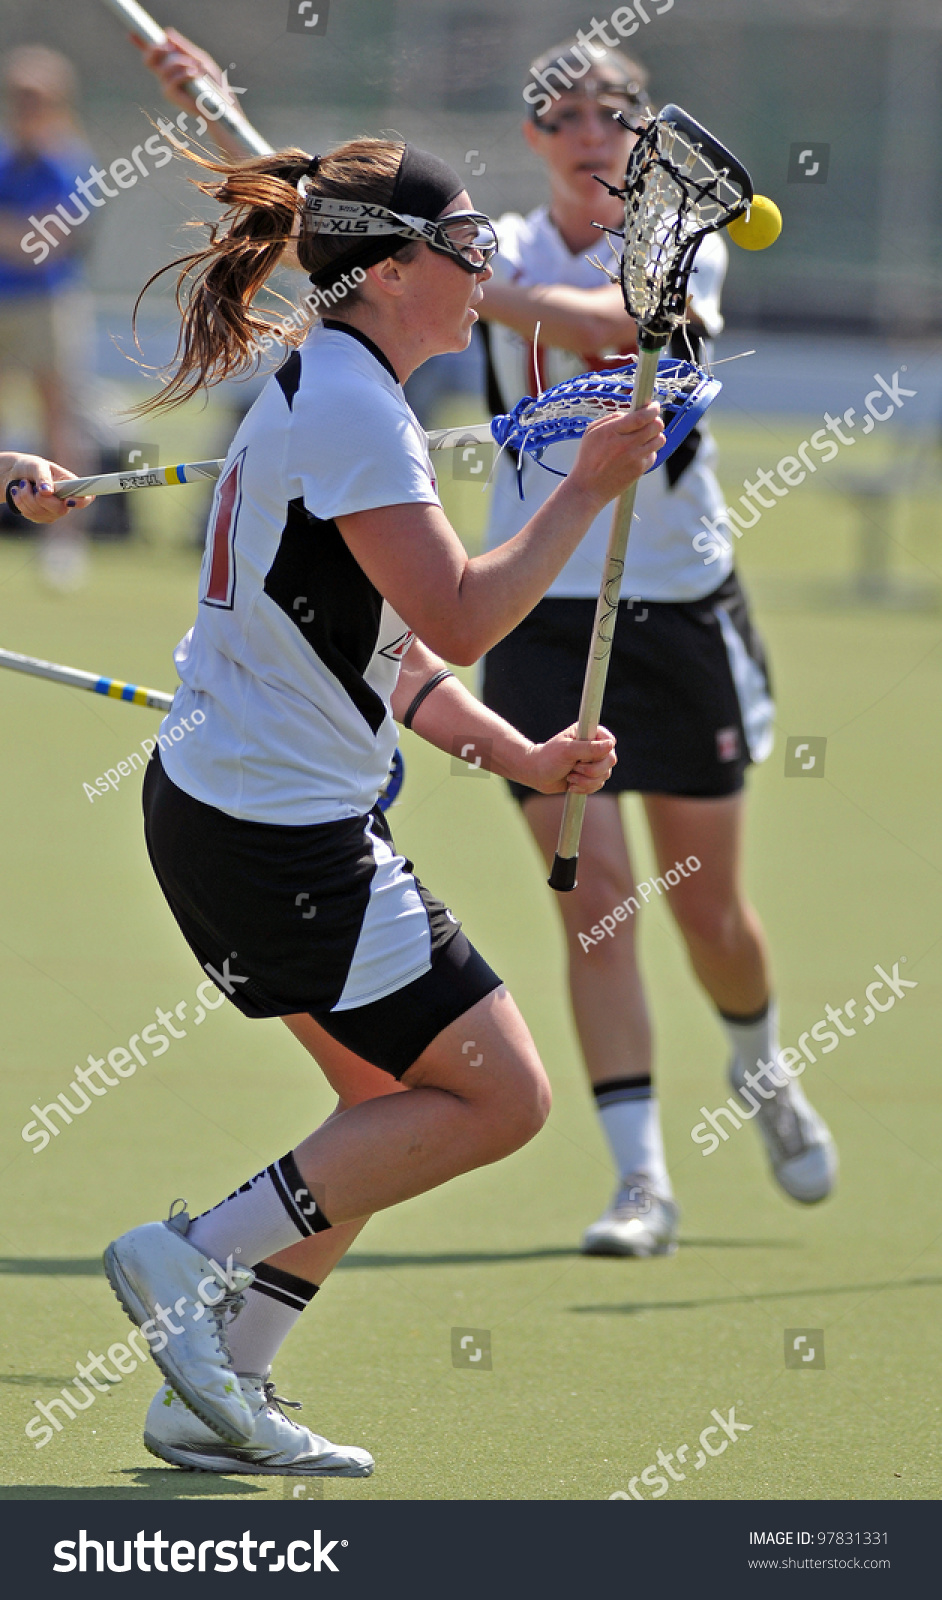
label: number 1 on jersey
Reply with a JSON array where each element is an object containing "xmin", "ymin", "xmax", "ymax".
[{"xmin": 201, "ymin": 450, "xmax": 246, "ymax": 610}]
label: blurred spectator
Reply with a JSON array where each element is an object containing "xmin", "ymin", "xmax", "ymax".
[{"xmin": 0, "ymin": 46, "xmax": 95, "ymax": 586}]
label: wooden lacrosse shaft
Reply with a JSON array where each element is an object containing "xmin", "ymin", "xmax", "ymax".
[
  {"xmin": 548, "ymin": 335, "xmax": 667, "ymax": 892},
  {"xmin": 97, "ymin": 0, "xmax": 274, "ymax": 157},
  {"xmin": 54, "ymin": 426, "xmax": 495, "ymax": 499}
]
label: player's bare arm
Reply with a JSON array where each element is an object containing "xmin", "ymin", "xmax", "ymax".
[
  {"xmin": 480, "ymin": 278, "xmax": 638, "ymax": 354},
  {"xmin": 130, "ymin": 25, "xmax": 247, "ymax": 163},
  {"xmin": 392, "ymin": 638, "xmax": 616, "ymax": 795},
  {"xmin": 337, "ymin": 404, "xmax": 664, "ymax": 666}
]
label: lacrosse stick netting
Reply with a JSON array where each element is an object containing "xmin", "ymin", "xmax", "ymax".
[
  {"xmin": 610, "ymin": 104, "xmax": 753, "ymax": 336},
  {"xmin": 549, "ymin": 105, "xmax": 753, "ymax": 892},
  {"xmin": 491, "ymin": 358, "xmax": 721, "ymax": 493}
]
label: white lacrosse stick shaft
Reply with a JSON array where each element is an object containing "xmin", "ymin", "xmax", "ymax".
[
  {"xmin": 56, "ymin": 460, "xmax": 222, "ymax": 498},
  {"xmin": 97, "ymin": 0, "xmax": 273, "ymax": 156},
  {"xmin": 548, "ymin": 339, "xmax": 665, "ymax": 892},
  {"xmin": 54, "ymin": 427, "xmax": 495, "ymax": 499},
  {"xmin": 0, "ymin": 646, "xmax": 173, "ymax": 711}
]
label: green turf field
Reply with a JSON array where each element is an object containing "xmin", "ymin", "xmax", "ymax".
[{"xmin": 1, "ymin": 398, "xmax": 940, "ymax": 1501}]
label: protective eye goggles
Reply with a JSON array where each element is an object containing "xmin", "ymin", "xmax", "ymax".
[
  {"xmin": 301, "ymin": 195, "xmax": 498, "ymax": 274},
  {"xmin": 534, "ymin": 80, "xmax": 648, "ymax": 131}
]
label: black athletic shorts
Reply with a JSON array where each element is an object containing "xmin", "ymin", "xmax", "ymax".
[
  {"xmin": 482, "ymin": 571, "xmax": 773, "ymax": 801},
  {"xmin": 142, "ymin": 752, "xmax": 501, "ymax": 1079}
]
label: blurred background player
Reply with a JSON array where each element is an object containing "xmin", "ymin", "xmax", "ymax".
[
  {"xmin": 0, "ymin": 47, "xmax": 95, "ymax": 588},
  {"xmin": 130, "ymin": 27, "xmax": 247, "ymax": 163},
  {"xmin": 478, "ymin": 40, "xmax": 837, "ymax": 1254}
]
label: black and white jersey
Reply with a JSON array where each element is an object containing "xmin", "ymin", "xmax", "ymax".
[
  {"xmin": 160, "ymin": 322, "xmax": 439, "ymax": 825},
  {"xmin": 484, "ymin": 207, "xmax": 731, "ymax": 603}
]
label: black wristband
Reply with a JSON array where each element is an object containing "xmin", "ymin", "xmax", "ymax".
[
  {"xmin": 5, "ymin": 480, "xmax": 24, "ymax": 518},
  {"xmin": 402, "ymin": 668, "xmax": 454, "ymax": 730}
]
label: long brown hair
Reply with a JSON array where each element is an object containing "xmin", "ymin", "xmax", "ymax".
[{"xmin": 133, "ymin": 137, "xmax": 408, "ymax": 414}]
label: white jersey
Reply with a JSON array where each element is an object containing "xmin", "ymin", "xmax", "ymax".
[
  {"xmin": 160, "ymin": 322, "xmax": 439, "ymax": 825},
  {"xmin": 484, "ymin": 207, "xmax": 733, "ymax": 602}
]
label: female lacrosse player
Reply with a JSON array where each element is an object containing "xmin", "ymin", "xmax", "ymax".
[
  {"xmin": 101, "ymin": 134, "xmax": 664, "ymax": 1475},
  {"xmin": 478, "ymin": 40, "xmax": 836, "ymax": 1256}
]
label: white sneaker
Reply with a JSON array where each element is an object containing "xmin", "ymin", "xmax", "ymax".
[
  {"xmin": 581, "ymin": 1176, "xmax": 680, "ymax": 1257},
  {"xmin": 144, "ymin": 1376, "xmax": 375, "ymax": 1477},
  {"xmin": 103, "ymin": 1202, "xmax": 255, "ymax": 1443},
  {"xmin": 729, "ymin": 1058, "xmax": 837, "ymax": 1203}
]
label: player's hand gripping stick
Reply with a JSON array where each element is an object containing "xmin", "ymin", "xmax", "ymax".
[{"xmin": 97, "ymin": 0, "xmax": 273, "ymax": 156}]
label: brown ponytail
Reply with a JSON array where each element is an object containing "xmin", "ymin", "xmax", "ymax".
[{"xmin": 133, "ymin": 137, "xmax": 408, "ymax": 415}]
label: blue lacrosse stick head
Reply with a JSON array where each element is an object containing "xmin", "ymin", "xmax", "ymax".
[
  {"xmin": 377, "ymin": 746, "xmax": 405, "ymax": 812},
  {"xmin": 490, "ymin": 356, "xmax": 721, "ymax": 497}
]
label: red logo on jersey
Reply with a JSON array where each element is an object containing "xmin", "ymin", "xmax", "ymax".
[{"xmin": 379, "ymin": 630, "xmax": 415, "ymax": 662}]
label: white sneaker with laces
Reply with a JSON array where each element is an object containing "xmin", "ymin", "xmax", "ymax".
[
  {"xmin": 144, "ymin": 1376, "xmax": 375, "ymax": 1476},
  {"xmin": 103, "ymin": 1201, "xmax": 255, "ymax": 1443},
  {"xmin": 581, "ymin": 1175, "xmax": 680, "ymax": 1257},
  {"xmin": 729, "ymin": 1058, "xmax": 837, "ymax": 1203}
]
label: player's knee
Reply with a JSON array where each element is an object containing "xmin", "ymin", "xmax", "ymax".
[
  {"xmin": 489, "ymin": 1059, "xmax": 552, "ymax": 1156},
  {"xmin": 672, "ymin": 893, "xmax": 739, "ymax": 949},
  {"xmin": 566, "ymin": 883, "xmax": 639, "ymax": 953},
  {"xmin": 564, "ymin": 869, "xmax": 639, "ymax": 950}
]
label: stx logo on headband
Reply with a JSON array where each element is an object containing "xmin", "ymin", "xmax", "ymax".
[
  {"xmin": 305, "ymin": 198, "xmax": 391, "ymax": 220},
  {"xmin": 305, "ymin": 198, "xmax": 437, "ymax": 243},
  {"xmin": 309, "ymin": 218, "xmax": 374, "ymax": 236}
]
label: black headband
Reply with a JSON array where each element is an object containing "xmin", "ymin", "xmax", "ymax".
[
  {"xmin": 306, "ymin": 142, "xmax": 464, "ymax": 290},
  {"xmin": 391, "ymin": 143, "xmax": 463, "ymax": 218}
]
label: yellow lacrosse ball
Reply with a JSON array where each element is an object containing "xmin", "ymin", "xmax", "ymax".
[{"xmin": 727, "ymin": 195, "xmax": 782, "ymax": 251}]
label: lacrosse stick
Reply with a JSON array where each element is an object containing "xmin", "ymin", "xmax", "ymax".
[
  {"xmin": 0, "ymin": 645, "xmax": 405, "ymax": 810},
  {"xmin": 97, "ymin": 0, "xmax": 273, "ymax": 157},
  {"xmin": 0, "ymin": 646, "xmax": 173, "ymax": 711},
  {"xmin": 52, "ymin": 370, "xmax": 717, "ymax": 500},
  {"xmin": 51, "ymin": 426, "xmax": 496, "ymax": 499},
  {"xmin": 492, "ymin": 357, "xmax": 721, "ymax": 493},
  {"xmin": 547, "ymin": 104, "xmax": 753, "ymax": 892}
]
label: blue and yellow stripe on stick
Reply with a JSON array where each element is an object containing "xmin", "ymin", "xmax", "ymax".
[{"xmin": 94, "ymin": 677, "xmax": 153, "ymax": 707}]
